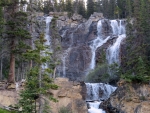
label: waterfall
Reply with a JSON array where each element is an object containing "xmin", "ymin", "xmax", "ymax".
[
  {"xmin": 45, "ymin": 16, "xmax": 52, "ymax": 47},
  {"xmin": 106, "ymin": 20, "xmax": 126, "ymax": 66},
  {"xmin": 61, "ymin": 48, "xmax": 71, "ymax": 77},
  {"xmin": 106, "ymin": 34, "xmax": 126, "ymax": 65},
  {"xmin": 87, "ymin": 19, "xmax": 126, "ymax": 113},
  {"xmin": 42, "ymin": 16, "xmax": 53, "ymax": 69},
  {"xmin": 90, "ymin": 20, "xmax": 110, "ymax": 69},
  {"xmin": 86, "ymin": 83, "xmax": 116, "ymax": 101},
  {"xmin": 89, "ymin": 19, "xmax": 126, "ymax": 70},
  {"xmin": 86, "ymin": 83, "xmax": 116, "ymax": 113}
]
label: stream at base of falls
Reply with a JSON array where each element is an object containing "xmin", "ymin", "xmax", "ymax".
[
  {"xmin": 88, "ymin": 101, "xmax": 105, "ymax": 113},
  {"xmin": 85, "ymin": 83, "xmax": 117, "ymax": 113}
]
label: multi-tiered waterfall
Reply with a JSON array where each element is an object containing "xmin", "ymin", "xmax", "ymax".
[
  {"xmin": 86, "ymin": 19, "xmax": 126, "ymax": 113},
  {"xmin": 57, "ymin": 17, "xmax": 126, "ymax": 112}
]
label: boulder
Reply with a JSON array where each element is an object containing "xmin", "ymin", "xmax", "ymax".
[
  {"xmin": 7, "ymin": 83, "xmax": 16, "ymax": 89},
  {"xmin": 71, "ymin": 13, "xmax": 83, "ymax": 21}
]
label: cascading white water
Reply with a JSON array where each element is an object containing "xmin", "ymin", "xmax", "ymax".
[
  {"xmin": 106, "ymin": 20, "xmax": 126, "ymax": 66},
  {"xmin": 90, "ymin": 20, "xmax": 110, "ymax": 69},
  {"xmin": 86, "ymin": 83, "xmax": 117, "ymax": 101},
  {"xmin": 88, "ymin": 101, "xmax": 106, "ymax": 113},
  {"xmin": 107, "ymin": 34, "xmax": 126, "ymax": 65},
  {"xmin": 86, "ymin": 83, "xmax": 116, "ymax": 113},
  {"xmin": 61, "ymin": 48, "xmax": 71, "ymax": 77},
  {"xmin": 45, "ymin": 16, "xmax": 52, "ymax": 46},
  {"xmin": 42, "ymin": 16, "xmax": 53, "ymax": 69},
  {"xmin": 87, "ymin": 19, "xmax": 126, "ymax": 113}
]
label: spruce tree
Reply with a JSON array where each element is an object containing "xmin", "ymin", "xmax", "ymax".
[
  {"xmin": 4, "ymin": 0, "xmax": 31, "ymax": 83},
  {"xmin": 18, "ymin": 34, "xmax": 58, "ymax": 113},
  {"xmin": 87, "ymin": 0, "xmax": 95, "ymax": 18},
  {"xmin": 65, "ymin": 0, "xmax": 73, "ymax": 17},
  {"xmin": 78, "ymin": 0, "xmax": 86, "ymax": 18}
]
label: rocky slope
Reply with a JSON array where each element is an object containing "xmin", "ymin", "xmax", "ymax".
[
  {"xmin": 0, "ymin": 78, "xmax": 87, "ymax": 113},
  {"xmin": 49, "ymin": 77, "xmax": 87, "ymax": 113},
  {"xmin": 101, "ymin": 80, "xmax": 150, "ymax": 113}
]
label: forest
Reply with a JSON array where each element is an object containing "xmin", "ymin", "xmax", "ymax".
[{"xmin": 0, "ymin": 0, "xmax": 150, "ymax": 113}]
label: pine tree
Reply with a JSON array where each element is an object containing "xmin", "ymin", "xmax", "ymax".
[
  {"xmin": 108, "ymin": 0, "xmax": 116, "ymax": 19},
  {"xmin": 77, "ymin": 0, "xmax": 86, "ymax": 18},
  {"xmin": 102, "ymin": 0, "xmax": 109, "ymax": 18},
  {"xmin": 4, "ymin": 0, "xmax": 31, "ymax": 83},
  {"xmin": 65, "ymin": 0, "xmax": 73, "ymax": 17},
  {"xmin": 18, "ymin": 34, "xmax": 58, "ymax": 113},
  {"xmin": 121, "ymin": 0, "xmax": 150, "ymax": 83},
  {"xmin": 87, "ymin": 0, "xmax": 95, "ymax": 18},
  {"xmin": 59, "ymin": 0, "xmax": 66, "ymax": 12}
]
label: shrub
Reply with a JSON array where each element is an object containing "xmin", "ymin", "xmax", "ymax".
[{"xmin": 85, "ymin": 64, "xmax": 110, "ymax": 83}]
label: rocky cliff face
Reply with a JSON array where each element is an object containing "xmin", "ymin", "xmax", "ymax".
[
  {"xmin": 48, "ymin": 77, "xmax": 87, "ymax": 113},
  {"xmin": 0, "ymin": 78, "xmax": 87, "ymax": 113},
  {"xmin": 56, "ymin": 16, "xmax": 126, "ymax": 82},
  {"xmin": 101, "ymin": 81, "xmax": 150, "ymax": 113},
  {"xmin": 56, "ymin": 13, "xmax": 120, "ymax": 81}
]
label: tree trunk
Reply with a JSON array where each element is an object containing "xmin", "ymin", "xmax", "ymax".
[
  {"xmin": 38, "ymin": 54, "xmax": 42, "ymax": 113},
  {"xmin": 53, "ymin": 67, "xmax": 56, "ymax": 78},
  {"xmin": 8, "ymin": 40, "xmax": 15, "ymax": 83},
  {"xmin": 0, "ymin": 57, "xmax": 3, "ymax": 80}
]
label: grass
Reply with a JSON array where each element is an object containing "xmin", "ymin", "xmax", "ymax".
[{"xmin": 0, "ymin": 108, "xmax": 16, "ymax": 113}]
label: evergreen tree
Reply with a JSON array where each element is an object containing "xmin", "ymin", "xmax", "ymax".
[
  {"xmin": 121, "ymin": 0, "xmax": 150, "ymax": 83},
  {"xmin": 65, "ymin": 0, "xmax": 73, "ymax": 17},
  {"xmin": 4, "ymin": 0, "xmax": 31, "ymax": 83},
  {"xmin": 102, "ymin": 0, "xmax": 109, "ymax": 18},
  {"xmin": 18, "ymin": 34, "xmax": 58, "ymax": 113},
  {"xmin": 87, "ymin": 0, "xmax": 95, "ymax": 18},
  {"xmin": 108, "ymin": 0, "xmax": 116, "ymax": 19},
  {"xmin": 77, "ymin": 0, "xmax": 86, "ymax": 18},
  {"xmin": 43, "ymin": 0, "xmax": 54, "ymax": 14},
  {"xmin": 59, "ymin": 0, "xmax": 66, "ymax": 12}
]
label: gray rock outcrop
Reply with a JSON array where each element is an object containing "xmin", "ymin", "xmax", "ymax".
[{"xmin": 101, "ymin": 81, "xmax": 150, "ymax": 113}]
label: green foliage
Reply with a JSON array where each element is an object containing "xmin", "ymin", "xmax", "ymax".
[
  {"xmin": 65, "ymin": 0, "xmax": 73, "ymax": 18},
  {"xmin": 18, "ymin": 34, "xmax": 58, "ymax": 112},
  {"xmin": 87, "ymin": 0, "xmax": 95, "ymax": 18},
  {"xmin": 121, "ymin": 56, "xmax": 150, "ymax": 83},
  {"xmin": 77, "ymin": 1, "xmax": 86, "ymax": 18},
  {"xmin": 0, "ymin": 108, "xmax": 16, "ymax": 113},
  {"xmin": 85, "ymin": 64, "xmax": 109, "ymax": 83},
  {"xmin": 120, "ymin": 0, "xmax": 150, "ymax": 84}
]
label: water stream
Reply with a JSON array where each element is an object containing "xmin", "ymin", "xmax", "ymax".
[
  {"xmin": 107, "ymin": 20, "xmax": 126, "ymax": 66},
  {"xmin": 87, "ymin": 19, "xmax": 126, "ymax": 112},
  {"xmin": 86, "ymin": 83, "xmax": 116, "ymax": 113},
  {"xmin": 90, "ymin": 20, "xmax": 111, "ymax": 69},
  {"xmin": 42, "ymin": 16, "xmax": 53, "ymax": 69}
]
